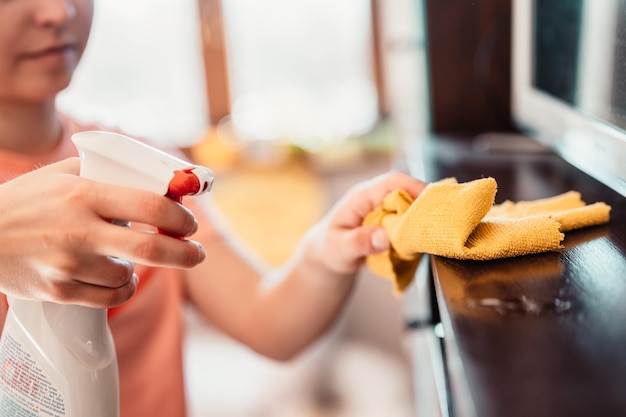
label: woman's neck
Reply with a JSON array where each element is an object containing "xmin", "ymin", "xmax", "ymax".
[{"xmin": 0, "ymin": 100, "xmax": 62, "ymax": 156}]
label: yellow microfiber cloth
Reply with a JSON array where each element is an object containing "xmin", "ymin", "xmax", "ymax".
[{"xmin": 363, "ymin": 177, "xmax": 611, "ymax": 294}]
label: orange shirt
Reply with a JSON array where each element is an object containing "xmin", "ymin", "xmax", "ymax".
[{"xmin": 0, "ymin": 114, "xmax": 217, "ymax": 417}]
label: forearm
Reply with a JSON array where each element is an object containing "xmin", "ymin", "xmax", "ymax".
[
  {"xmin": 185, "ymin": 229, "xmax": 358, "ymax": 361},
  {"xmin": 245, "ymin": 241, "xmax": 357, "ymax": 360}
]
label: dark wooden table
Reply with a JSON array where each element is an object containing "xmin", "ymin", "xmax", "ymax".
[{"xmin": 419, "ymin": 134, "xmax": 626, "ymax": 417}]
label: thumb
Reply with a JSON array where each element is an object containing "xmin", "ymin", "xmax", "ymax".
[
  {"xmin": 351, "ymin": 226, "xmax": 389, "ymax": 255},
  {"xmin": 321, "ymin": 226, "xmax": 390, "ymax": 275},
  {"xmin": 369, "ymin": 227, "xmax": 391, "ymax": 252}
]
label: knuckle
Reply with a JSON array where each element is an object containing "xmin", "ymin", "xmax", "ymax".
[
  {"xmin": 131, "ymin": 236, "xmax": 164, "ymax": 262},
  {"xmin": 107, "ymin": 258, "xmax": 134, "ymax": 288},
  {"xmin": 64, "ymin": 179, "xmax": 93, "ymax": 205},
  {"xmin": 37, "ymin": 262, "xmax": 81, "ymax": 302},
  {"xmin": 56, "ymin": 228, "xmax": 89, "ymax": 251},
  {"xmin": 49, "ymin": 252, "xmax": 82, "ymax": 278},
  {"xmin": 138, "ymin": 194, "xmax": 166, "ymax": 221}
]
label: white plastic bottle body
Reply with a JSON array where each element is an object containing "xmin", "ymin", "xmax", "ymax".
[{"xmin": 0, "ymin": 298, "xmax": 119, "ymax": 417}]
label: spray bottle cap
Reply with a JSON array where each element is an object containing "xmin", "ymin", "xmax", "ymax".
[{"xmin": 71, "ymin": 131, "xmax": 214, "ymax": 197}]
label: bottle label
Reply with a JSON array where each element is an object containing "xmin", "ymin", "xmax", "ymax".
[{"xmin": 0, "ymin": 331, "xmax": 67, "ymax": 417}]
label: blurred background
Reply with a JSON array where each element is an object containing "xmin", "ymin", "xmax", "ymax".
[{"xmin": 58, "ymin": 0, "xmax": 430, "ymax": 415}]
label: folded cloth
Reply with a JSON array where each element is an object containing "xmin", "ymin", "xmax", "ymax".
[{"xmin": 363, "ymin": 177, "xmax": 612, "ymax": 294}]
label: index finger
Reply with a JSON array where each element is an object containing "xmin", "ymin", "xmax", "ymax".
[
  {"xmin": 362, "ymin": 171, "xmax": 427, "ymax": 200},
  {"xmin": 336, "ymin": 171, "xmax": 427, "ymax": 226},
  {"xmin": 79, "ymin": 179, "xmax": 199, "ymax": 238}
]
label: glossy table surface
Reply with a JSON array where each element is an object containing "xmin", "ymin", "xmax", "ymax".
[{"xmin": 422, "ymin": 135, "xmax": 626, "ymax": 417}]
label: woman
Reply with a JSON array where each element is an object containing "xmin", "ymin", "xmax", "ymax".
[{"xmin": 0, "ymin": 0, "xmax": 426, "ymax": 415}]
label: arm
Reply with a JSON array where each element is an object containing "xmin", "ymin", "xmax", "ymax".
[
  {"xmin": 184, "ymin": 171, "xmax": 427, "ymax": 360},
  {"xmin": 0, "ymin": 158, "xmax": 205, "ymax": 308}
]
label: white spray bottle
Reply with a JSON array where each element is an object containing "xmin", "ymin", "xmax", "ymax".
[{"xmin": 0, "ymin": 131, "xmax": 214, "ymax": 417}]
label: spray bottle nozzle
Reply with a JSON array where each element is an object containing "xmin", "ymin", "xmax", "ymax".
[{"xmin": 167, "ymin": 166, "xmax": 214, "ymax": 203}]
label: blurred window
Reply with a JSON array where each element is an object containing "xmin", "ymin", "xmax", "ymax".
[
  {"xmin": 222, "ymin": 0, "xmax": 378, "ymax": 150},
  {"xmin": 58, "ymin": 0, "xmax": 377, "ymax": 150}
]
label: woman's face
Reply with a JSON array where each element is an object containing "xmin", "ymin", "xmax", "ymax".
[{"xmin": 0, "ymin": 0, "xmax": 93, "ymax": 103}]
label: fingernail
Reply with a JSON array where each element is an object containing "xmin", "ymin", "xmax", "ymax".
[
  {"xmin": 371, "ymin": 229, "xmax": 390, "ymax": 251},
  {"xmin": 186, "ymin": 218, "xmax": 199, "ymax": 237},
  {"xmin": 194, "ymin": 241, "xmax": 206, "ymax": 263}
]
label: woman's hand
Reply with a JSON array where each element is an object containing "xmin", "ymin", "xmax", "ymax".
[
  {"xmin": 306, "ymin": 171, "xmax": 426, "ymax": 277},
  {"xmin": 0, "ymin": 158, "xmax": 205, "ymax": 308}
]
